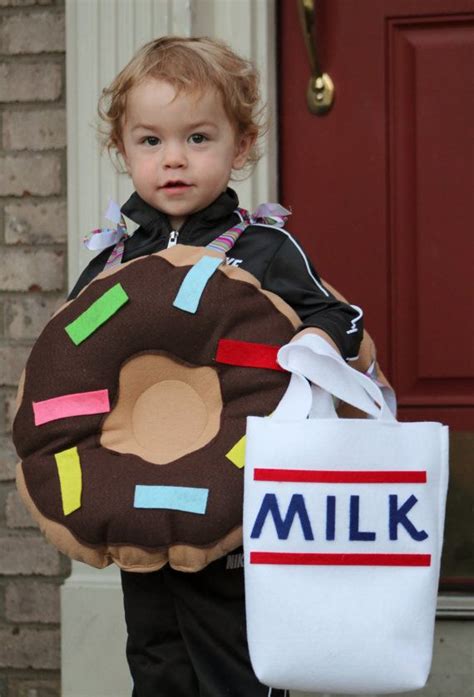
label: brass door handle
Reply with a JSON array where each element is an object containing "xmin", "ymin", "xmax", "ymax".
[{"xmin": 297, "ymin": 0, "xmax": 335, "ymax": 115}]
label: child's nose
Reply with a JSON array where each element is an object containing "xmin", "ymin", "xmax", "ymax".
[{"xmin": 163, "ymin": 142, "xmax": 186, "ymax": 168}]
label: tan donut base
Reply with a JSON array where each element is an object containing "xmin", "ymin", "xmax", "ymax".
[
  {"xmin": 16, "ymin": 464, "xmax": 242, "ymax": 572},
  {"xmin": 101, "ymin": 353, "xmax": 223, "ymax": 465}
]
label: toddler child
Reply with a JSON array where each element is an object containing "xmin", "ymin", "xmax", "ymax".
[{"xmin": 70, "ymin": 35, "xmax": 363, "ymax": 697}]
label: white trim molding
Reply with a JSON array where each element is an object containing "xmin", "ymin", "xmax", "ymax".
[
  {"xmin": 437, "ymin": 594, "xmax": 474, "ymax": 619},
  {"xmin": 64, "ymin": 2, "xmax": 277, "ymax": 695}
]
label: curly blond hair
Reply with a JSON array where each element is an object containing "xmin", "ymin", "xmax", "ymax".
[{"xmin": 98, "ymin": 36, "xmax": 266, "ymax": 173}]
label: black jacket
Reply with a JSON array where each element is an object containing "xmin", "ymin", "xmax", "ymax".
[{"xmin": 69, "ymin": 188, "xmax": 363, "ymax": 359}]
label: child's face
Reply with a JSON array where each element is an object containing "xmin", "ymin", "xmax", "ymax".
[{"xmin": 119, "ymin": 79, "xmax": 253, "ymax": 229}]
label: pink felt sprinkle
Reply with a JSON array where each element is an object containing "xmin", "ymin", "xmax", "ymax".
[{"xmin": 33, "ymin": 389, "xmax": 110, "ymax": 426}]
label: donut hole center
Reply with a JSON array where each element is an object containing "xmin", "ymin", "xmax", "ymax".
[
  {"xmin": 132, "ymin": 381, "xmax": 208, "ymax": 455},
  {"xmin": 101, "ymin": 353, "xmax": 222, "ymax": 465}
]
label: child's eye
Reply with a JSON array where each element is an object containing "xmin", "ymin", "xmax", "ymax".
[
  {"xmin": 188, "ymin": 133, "xmax": 207, "ymax": 145},
  {"xmin": 142, "ymin": 136, "xmax": 160, "ymax": 146}
]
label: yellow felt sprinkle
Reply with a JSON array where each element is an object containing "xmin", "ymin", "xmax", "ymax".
[
  {"xmin": 225, "ymin": 435, "xmax": 246, "ymax": 469},
  {"xmin": 54, "ymin": 446, "xmax": 82, "ymax": 515}
]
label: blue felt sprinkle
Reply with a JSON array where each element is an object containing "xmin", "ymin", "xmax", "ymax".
[
  {"xmin": 134, "ymin": 485, "xmax": 209, "ymax": 515},
  {"xmin": 173, "ymin": 255, "xmax": 223, "ymax": 314}
]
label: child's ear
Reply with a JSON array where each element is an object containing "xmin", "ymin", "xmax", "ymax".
[
  {"xmin": 233, "ymin": 132, "xmax": 255, "ymax": 170},
  {"xmin": 121, "ymin": 154, "xmax": 131, "ymax": 175},
  {"xmin": 117, "ymin": 140, "xmax": 131, "ymax": 175}
]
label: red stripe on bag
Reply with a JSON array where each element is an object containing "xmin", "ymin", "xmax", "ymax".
[
  {"xmin": 215, "ymin": 339, "xmax": 284, "ymax": 371},
  {"xmin": 250, "ymin": 552, "xmax": 432, "ymax": 566},
  {"xmin": 253, "ymin": 469, "xmax": 427, "ymax": 483}
]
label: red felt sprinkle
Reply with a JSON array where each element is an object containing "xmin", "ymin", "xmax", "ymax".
[{"xmin": 215, "ymin": 339, "xmax": 284, "ymax": 371}]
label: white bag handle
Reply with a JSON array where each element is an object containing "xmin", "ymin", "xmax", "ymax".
[{"xmin": 273, "ymin": 334, "xmax": 395, "ymax": 422}]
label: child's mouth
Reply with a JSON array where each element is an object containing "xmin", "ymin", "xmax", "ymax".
[{"xmin": 162, "ymin": 181, "xmax": 192, "ymax": 191}]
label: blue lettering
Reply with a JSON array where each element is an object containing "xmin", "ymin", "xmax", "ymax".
[
  {"xmin": 389, "ymin": 494, "xmax": 428, "ymax": 541},
  {"xmin": 326, "ymin": 495, "xmax": 336, "ymax": 540},
  {"xmin": 250, "ymin": 493, "xmax": 314, "ymax": 540},
  {"xmin": 349, "ymin": 495, "xmax": 376, "ymax": 541}
]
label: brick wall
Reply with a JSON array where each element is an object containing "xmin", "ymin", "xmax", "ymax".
[{"xmin": 0, "ymin": 1, "xmax": 68, "ymax": 696}]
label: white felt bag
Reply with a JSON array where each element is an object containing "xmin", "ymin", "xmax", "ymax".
[{"xmin": 243, "ymin": 335, "xmax": 449, "ymax": 695}]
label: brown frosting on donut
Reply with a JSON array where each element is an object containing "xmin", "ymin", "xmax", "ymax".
[{"xmin": 13, "ymin": 248, "xmax": 301, "ymax": 571}]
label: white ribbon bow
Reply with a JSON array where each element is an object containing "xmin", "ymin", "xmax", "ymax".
[
  {"xmin": 83, "ymin": 199, "xmax": 129, "ymax": 251},
  {"xmin": 251, "ymin": 202, "xmax": 291, "ymax": 227}
]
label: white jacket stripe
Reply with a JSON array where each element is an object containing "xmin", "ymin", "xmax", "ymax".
[{"xmin": 251, "ymin": 223, "xmax": 330, "ymax": 298}]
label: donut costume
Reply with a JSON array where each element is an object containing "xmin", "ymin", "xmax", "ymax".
[
  {"xmin": 13, "ymin": 205, "xmax": 306, "ymax": 572},
  {"xmin": 13, "ymin": 194, "xmax": 386, "ymax": 573}
]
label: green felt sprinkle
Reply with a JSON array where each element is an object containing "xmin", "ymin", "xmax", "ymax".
[{"xmin": 65, "ymin": 283, "xmax": 129, "ymax": 345}]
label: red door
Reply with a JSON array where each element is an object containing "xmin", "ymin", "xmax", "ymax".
[
  {"xmin": 279, "ymin": 0, "xmax": 474, "ymax": 430},
  {"xmin": 279, "ymin": 0, "xmax": 474, "ymax": 587}
]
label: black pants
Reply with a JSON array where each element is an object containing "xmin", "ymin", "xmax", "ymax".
[{"xmin": 121, "ymin": 549, "xmax": 288, "ymax": 697}]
